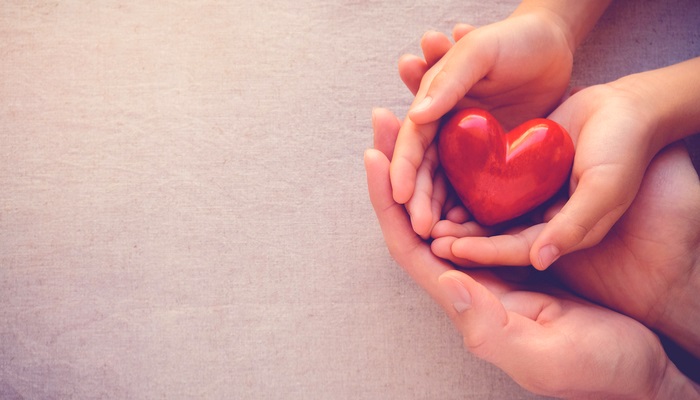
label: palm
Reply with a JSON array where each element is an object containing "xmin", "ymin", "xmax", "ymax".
[
  {"xmin": 552, "ymin": 143, "xmax": 700, "ymax": 327},
  {"xmin": 470, "ymin": 274, "xmax": 665, "ymax": 399}
]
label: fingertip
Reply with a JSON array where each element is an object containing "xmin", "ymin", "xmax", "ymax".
[
  {"xmin": 398, "ymin": 54, "xmax": 422, "ymax": 71},
  {"xmin": 438, "ymin": 271, "xmax": 473, "ymax": 313},
  {"xmin": 363, "ymin": 148, "xmax": 383, "ymax": 166},
  {"xmin": 397, "ymin": 52, "xmax": 420, "ymax": 65},
  {"xmin": 410, "ymin": 96, "xmax": 433, "ymax": 115},
  {"xmin": 365, "ymin": 148, "xmax": 391, "ymax": 183},
  {"xmin": 420, "ymin": 29, "xmax": 441, "ymax": 40},
  {"xmin": 445, "ymin": 205, "xmax": 470, "ymax": 223},
  {"xmin": 363, "ymin": 148, "xmax": 372, "ymax": 162},
  {"xmin": 531, "ymin": 177, "xmax": 631, "ymax": 268},
  {"xmin": 370, "ymin": 106, "xmax": 394, "ymax": 122},
  {"xmin": 389, "ymin": 159, "xmax": 415, "ymax": 204},
  {"xmin": 407, "ymin": 98, "xmax": 440, "ymax": 125},
  {"xmin": 398, "ymin": 54, "xmax": 427, "ymax": 90},
  {"xmin": 430, "ymin": 236, "xmax": 455, "ymax": 257},
  {"xmin": 452, "ymin": 23, "xmax": 476, "ymax": 41},
  {"xmin": 409, "ymin": 210, "xmax": 432, "ymax": 239},
  {"xmin": 533, "ymin": 244, "xmax": 560, "ymax": 271}
]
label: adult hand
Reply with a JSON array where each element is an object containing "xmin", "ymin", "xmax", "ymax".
[{"xmin": 366, "ymin": 108, "xmax": 698, "ymax": 399}]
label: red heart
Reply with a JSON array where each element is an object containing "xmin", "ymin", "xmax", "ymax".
[{"xmin": 438, "ymin": 108, "xmax": 574, "ymax": 226}]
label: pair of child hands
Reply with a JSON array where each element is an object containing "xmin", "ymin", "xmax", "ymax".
[{"xmin": 390, "ymin": 10, "xmax": 700, "ymax": 271}]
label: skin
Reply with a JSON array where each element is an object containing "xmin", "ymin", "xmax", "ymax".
[
  {"xmin": 432, "ymin": 140, "xmax": 700, "ymax": 357},
  {"xmin": 366, "ymin": 108, "xmax": 700, "ymax": 399},
  {"xmin": 390, "ymin": 0, "xmax": 610, "ymax": 240},
  {"xmin": 427, "ymin": 59, "xmax": 700, "ymax": 266},
  {"xmin": 401, "ymin": 23, "xmax": 700, "ymax": 271},
  {"xmin": 411, "ymin": 36, "xmax": 700, "ymax": 357}
]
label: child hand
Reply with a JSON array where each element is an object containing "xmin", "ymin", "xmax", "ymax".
[
  {"xmin": 431, "ymin": 83, "xmax": 658, "ymax": 266},
  {"xmin": 391, "ymin": 9, "xmax": 574, "ymax": 237},
  {"xmin": 432, "ymin": 56, "xmax": 700, "ymax": 270}
]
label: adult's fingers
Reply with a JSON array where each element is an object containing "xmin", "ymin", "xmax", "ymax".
[
  {"xmin": 438, "ymin": 270, "xmax": 509, "ymax": 347},
  {"xmin": 365, "ymin": 148, "xmax": 453, "ymax": 303},
  {"xmin": 438, "ymin": 270, "xmax": 550, "ymax": 368},
  {"xmin": 438, "ymin": 269, "xmax": 580, "ymax": 397}
]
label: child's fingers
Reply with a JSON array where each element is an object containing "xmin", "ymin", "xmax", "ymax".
[
  {"xmin": 400, "ymin": 27, "xmax": 475, "ymax": 96},
  {"xmin": 431, "ymin": 237, "xmax": 480, "ymax": 267},
  {"xmin": 452, "ymin": 23, "xmax": 476, "ymax": 42},
  {"xmin": 449, "ymin": 226, "xmax": 541, "ymax": 266},
  {"xmin": 408, "ymin": 36, "xmax": 496, "ymax": 125},
  {"xmin": 444, "ymin": 204, "xmax": 470, "ymax": 224},
  {"xmin": 405, "ymin": 144, "xmax": 441, "ymax": 238},
  {"xmin": 389, "ymin": 118, "xmax": 440, "ymax": 204},
  {"xmin": 420, "ymin": 30, "xmax": 453, "ymax": 67},
  {"xmin": 431, "ymin": 219, "xmax": 491, "ymax": 239},
  {"xmin": 530, "ymin": 170, "xmax": 636, "ymax": 270},
  {"xmin": 430, "ymin": 220, "xmax": 536, "ymax": 267},
  {"xmin": 398, "ymin": 54, "xmax": 428, "ymax": 96}
]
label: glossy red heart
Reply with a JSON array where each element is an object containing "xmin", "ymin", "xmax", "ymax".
[{"xmin": 438, "ymin": 108, "xmax": 574, "ymax": 226}]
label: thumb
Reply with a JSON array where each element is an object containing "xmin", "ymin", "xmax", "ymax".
[
  {"xmin": 529, "ymin": 169, "xmax": 638, "ymax": 270},
  {"xmin": 408, "ymin": 36, "xmax": 494, "ymax": 124},
  {"xmin": 438, "ymin": 270, "xmax": 510, "ymax": 358},
  {"xmin": 438, "ymin": 270, "xmax": 568, "ymax": 395}
]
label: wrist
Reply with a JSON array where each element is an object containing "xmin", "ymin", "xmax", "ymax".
[
  {"xmin": 609, "ymin": 58, "xmax": 700, "ymax": 154},
  {"xmin": 512, "ymin": 0, "xmax": 611, "ymax": 53}
]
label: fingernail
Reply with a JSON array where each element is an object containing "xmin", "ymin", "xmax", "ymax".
[
  {"xmin": 411, "ymin": 96, "xmax": 432, "ymax": 113},
  {"xmin": 537, "ymin": 244, "xmax": 560, "ymax": 270},
  {"xmin": 442, "ymin": 276, "xmax": 472, "ymax": 313}
]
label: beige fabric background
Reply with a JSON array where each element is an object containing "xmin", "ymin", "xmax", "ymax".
[{"xmin": 1, "ymin": 1, "xmax": 698, "ymax": 399}]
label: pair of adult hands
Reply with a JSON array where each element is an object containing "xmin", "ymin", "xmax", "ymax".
[
  {"xmin": 366, "ymin": 13, "xmax": 700, "ymax": 398},
  {"xmin": 367, "ymin": 106, "xmax": 700, "ymax": 398},
  {"xmin": 392, "ymin": 15, "xmax": 660, "ymax": 272}
]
